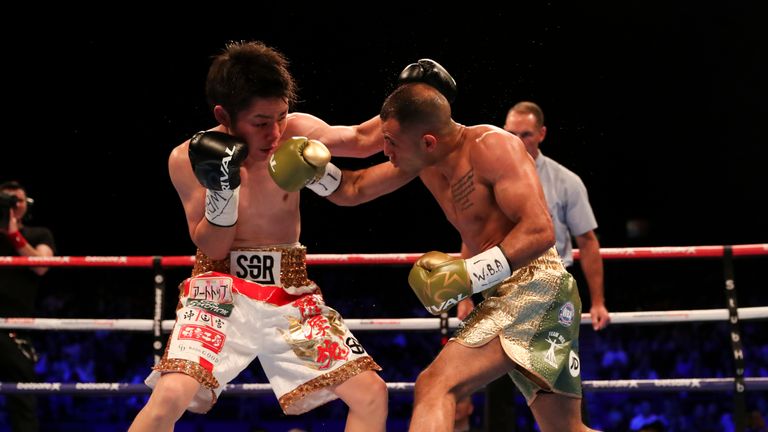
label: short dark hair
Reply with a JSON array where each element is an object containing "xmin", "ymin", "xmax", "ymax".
[
  {"xmin": 206, "ymin": 40, "xmax": 298, "ymax": 120},
  {"xmin": 380, "ymin": 83, "xmax": 451, "ymax": 133},
  {"xmin": 0, "ymin": 180, "xmax": 24, "ymax": 192}
]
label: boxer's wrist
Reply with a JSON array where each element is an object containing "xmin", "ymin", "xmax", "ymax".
[
  {"xmin": 205, "ymin": 187, "xmax": 239, "ymax": 227},
  {"xmin": 306, "ymin": 162, "xmax": 342, "ymax": 197},
  {"xmin": 466, "ymin": 246, "xmax": 512, "ymax": 293},
  {"xmin": 7, "ymin": 231, "xmax": 28, "ymax": 249}
]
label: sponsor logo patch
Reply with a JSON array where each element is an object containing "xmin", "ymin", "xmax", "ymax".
[
  {"xmin": 185, "ymin": 299, "xmax": 234, "ymax": 318},
  {"xmin": 345, "ymin": 337, "xmax": 365, "ymax": 355},
  {"xmin": 569, "ymin": 350, "xmax": 581, "ymax": 377},
  {"xmin": 180, "ymin": 306, "xmax": 228, "ymax": 331},
  {"xmin": 558, "ymin": 302, "xmax": 575, "ymax": 327},
  {"xmin": 189, "ymin": 276, "xmax": 233, "ymax": 303},
  {"xmin": 544, "ymin": 331, "xmax": 566, "ymax": 368},
  {"xmin": 231, "ymin": 251, "xmax": 281, "ymax": 285},
  {"xmin": 178, "ymin": 324, "xmax": 226, "ymax": 354}
]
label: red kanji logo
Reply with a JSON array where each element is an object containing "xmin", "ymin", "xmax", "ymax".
[
  {"xmin": 304, "ymin": 315, "xmax": 330, "ymax": 339},
  {"xmin": 315, "ymin": 339, "xmax": 349, "ymax": 370},
  {"xmin": 293, "ymin": 296, "xmax": 321, "ymax": 320}
]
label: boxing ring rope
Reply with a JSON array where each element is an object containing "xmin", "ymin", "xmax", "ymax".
[
  {"xmin": 1, "ymin": 243, "xmax": 766, "ymax": 267},
  {"xmin": 2, "ymin": 306, "xmax": 768, "ymax": 331},
  {"xmin": 2, "ymin": 377, "xmax": 767, "ymax": 395},
  {"xmin": 1, "ymin": 244, "xmax": 767, "ymax": 420}
]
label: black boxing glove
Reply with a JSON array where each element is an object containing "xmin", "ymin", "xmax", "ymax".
[
  {"xmin": 189, "ymin": 131, "xmax": 248, "ymax": 227},
  {"xmin": 398, "ymin": 59, "xmax": 457, "ymax": 103},
  {"xmin": 189, "ymin": 131, "xmax": 248, "ymax": 190}
]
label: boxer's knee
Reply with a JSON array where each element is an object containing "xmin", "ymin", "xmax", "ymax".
[
  {"xmin": 414, "ymin": 358, "xmax": 466, "ymax": 406},
  {"xmin": 147, "ymin": 373, "xmax": 201, "ymax": 419},
  {"xmin": 336, "ymin": 370, "xmax": 388, "ymax": 416}
]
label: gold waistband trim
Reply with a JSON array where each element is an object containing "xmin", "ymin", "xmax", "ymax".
[{"xmin": 191, "ymin": 245, "xmax": 310, "ymax": 288}]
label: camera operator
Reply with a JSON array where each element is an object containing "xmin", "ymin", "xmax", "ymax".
[{"xmin": 1, "ymin": 180, "xmax": 55, "ymax": 432}]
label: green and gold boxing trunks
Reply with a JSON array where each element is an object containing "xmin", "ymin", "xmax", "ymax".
[{"xmin": 453, "ymin": 247, "xmax": 582, "ymax": 404}]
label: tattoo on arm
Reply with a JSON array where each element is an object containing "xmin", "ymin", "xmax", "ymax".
[{"xmin": 451, "ymin": 169, "xmax": 475, "ymax": 211}]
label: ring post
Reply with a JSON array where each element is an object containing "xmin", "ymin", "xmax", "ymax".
[
  {"xmin": 151, "ymin": 256, "xmax": 166, "ymax": 365},
  {"xmin": 723, "ymin": 245, "xmax": 746, "ymax": 431}
]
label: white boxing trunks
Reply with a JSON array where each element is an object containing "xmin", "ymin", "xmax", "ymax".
[{"xmin": 145, "ymin": 244, "xmax": 380, "ymax": 414}]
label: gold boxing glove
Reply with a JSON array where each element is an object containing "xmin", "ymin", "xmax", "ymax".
[
  {"xmin": 408, "ymin": 246, "xmax": 512, "ymax": 315},
  {"xmin": 268, "ymin": 137, "xmax": 341, "ymax": 196}
]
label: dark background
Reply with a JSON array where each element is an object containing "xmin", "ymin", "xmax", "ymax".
[
  {"xmin": 3, "ymin": 4, "xmax": 766, "ymax": 257},
  {"xmin": 1, "ymin": 5, "xmax": 766, "ymax": 430}
]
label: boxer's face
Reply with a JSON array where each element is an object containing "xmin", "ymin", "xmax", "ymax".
[
  {"xmin": 382, "ymin": 118, "xmax": 427, "ymax": 173},
  {"xmin": 233, "ymin": 97, "xmax": 289, "ymax": 160}
]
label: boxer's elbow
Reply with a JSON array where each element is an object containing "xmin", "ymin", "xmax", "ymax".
[
  {"xmin": 192, "ymin": 229, "xmax": 232, "ymax": 260},
  {"xmin": 542, "ymin": 229, "xmax": 556, "ymax": 251},
  {"xmin": 531, "ymin": 220, "xmax": 556, "ymax": 253}
]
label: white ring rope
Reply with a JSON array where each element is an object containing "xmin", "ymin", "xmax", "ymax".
[{"xmin": 2, "ymin": 306, "xmax": 766, "ymax": 332}]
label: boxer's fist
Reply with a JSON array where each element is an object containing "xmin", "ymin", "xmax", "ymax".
[
  {"xmin": 189, "ymin": 131, "xmax": 247, "ymax": 227},
  {"xmin": 398, "ymin": 59, "xmax": 457, "ymax": 103},
  {"xmin": 269, "ymin": 137, "xmax": 341, "ymax": 196},
  {"xmin": 408, "ymin": 251, "xmax": 471, "ymax": 315},
  {"xmin": 189, "ymin": 131, "xmax": 248, "ymax": 191},
  {"xmin": 408, "ymin": 246, "xmax": 513, "ymax": 315}
]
